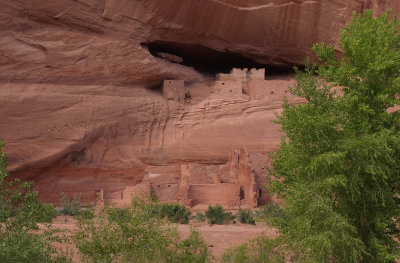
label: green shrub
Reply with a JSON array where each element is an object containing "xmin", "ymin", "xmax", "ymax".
[
  {"xmin": 236, "ymin": 209, "xmax": 255, "ymax": 225},
  {"xmin": 60, "ymin": 192, "xmax": 81, "ymax": 216},
  {"xmin": 205, "ymin": 205, "xmax": 233, "ymax": 225},
  {"xmin": 172, "ymin": 229, "xmax": 211, "ymax": 263},
  {"xmin": 107, "ymin": 207, "xmax": 132, "ymax": 223},
  {"xmin": 194, "ymin": 211, "xmax": 206, "ymax": 222},
  {"xmin": 0, "ymin": 140, "xmax": 71, "ymax": 263},
  {"xmin": 155, "ymin": 203, "xmax": 191, "ymax": 224},
  {"xmin": 74, "ymin": 198, "xmax": 211, "ymax": 263},
  {"xmin": 75, "ymin": 208, "xmax": 95, "ymax": 221},
  {"xmin": 255, "ymin": 203, "xmax": 287, "ymax": 227},
  {"xmin": 221, "ymin": 235, "xmax": 285, "ymax": 263}
]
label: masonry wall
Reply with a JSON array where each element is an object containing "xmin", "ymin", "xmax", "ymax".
[
  {"xmin": 162, "ymin": 79, "xmax": 185, "ymax": 103},
  {"xmin": 147, "ymin": 164, "xmax": 181, "ymax": 202},
  {"xmin": 212, "ymin": 80, "xmax": 242, "ymax": 98},
  {"xmin": 230, "ymin": 148, "xmax": 258, "ymax": 208},
  {"xmin": 216, "ymin": 68, "xmax": 247, "ymax": 81},
  {"xmin": 248, "ymin": 68, "xmax": 265, "ymax": 80},
  {"xmin": 188, "ymin": 184, "xmax": 239, "ymax": 207}
]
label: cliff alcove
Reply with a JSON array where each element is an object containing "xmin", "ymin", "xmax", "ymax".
[{"xmin": 142, "ymin": 40, "xmax": 295, "ymax": 77}]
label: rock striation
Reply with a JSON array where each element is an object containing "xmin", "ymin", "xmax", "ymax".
[{"xmin": 1, "ymin": 0, "xmax": 400, "ymax": 206}]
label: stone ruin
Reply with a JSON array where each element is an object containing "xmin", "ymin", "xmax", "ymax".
[
  {"xmin": 162, "ymin": 68, "xmax": 267, "ymax": 103},
  {"xmin": 146, "ymin": 148, "xmax": 269, "ymax": 209},
  {"xmin": 216, "ymin": 68, "xmax": 265, "ymax": 82},
  {"xmin": 162, "ymin": 79, "xmax": 185, "ymax": 103}
]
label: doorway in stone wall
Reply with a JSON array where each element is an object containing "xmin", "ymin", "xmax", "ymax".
[{"xmin": 239, "ymin": 186, "xmax": 245, "ymax": 200}]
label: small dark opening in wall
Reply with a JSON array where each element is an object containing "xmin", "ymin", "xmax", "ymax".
[
  {"xmin": 168, "ymin": 184, "xmax": 171, "ymax": 188},
  {"xmin": 258, "ymin": 189, "xmax": 262, "ymax": 198},
  {"xmin": 240, "ymin": 186, "xmax": 245, "ymax": 200},
  {"xmin": 185, "ymin": 91, "xmax": 191, "ymax": 100}
]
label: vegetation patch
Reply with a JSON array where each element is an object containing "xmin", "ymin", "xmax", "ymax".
[
  {"xmin": 74, "ymin": 198, "xmax": 211, "ymax": 263},
  {"xmin": 59, "ymin": 192, "xmax": 81, "ymax": 216},
  {"xmin": 193, "ymin": 211, "xmax": 206, "ymax": 222},
  {"xmin": 236, "ymin": 208, "xmax": 255, "ymax": 225},
  {"xmin": 269, "ymin": 10, "xmax": 400, "ymax": 262},
  {"xmin": 221, "ymin": 235, "xmax": 285, "ymax": 263},
  {"xmin": 0, "ymin": 140, "xmax": 71, "ymax": 263},
  {"xmin": 205, "ymin": 205, "xmax": 234, "ymax": 225},
  {"xmin": 154, "ymin": 203, "xmax": 191, "ymax": 224}
]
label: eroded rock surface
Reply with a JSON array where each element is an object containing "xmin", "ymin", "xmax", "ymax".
[{"xmin": 1, "ymin": 0, "xmax": 399, "ymax": 205}]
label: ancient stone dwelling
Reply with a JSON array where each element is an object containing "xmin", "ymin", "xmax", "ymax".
[
  {"xmin": 162, "ymin": 67, "xmax": 269, "ymax": 104},
  {"xmin": 162, "ymin": 79, "xmax": 185, "ymax": 103},
  {"xmin": 146, "ymin": 148, "xmax": 269, "ymax": 209},
  {"xmin": 144, "ymin": 68, "xmax": 272, "ymax": 209}
]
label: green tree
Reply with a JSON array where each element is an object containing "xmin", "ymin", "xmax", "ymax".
[
  {"xmin": 221, "ymin": 235, "xmax": 285, "ymax": 263},
  {"xmin": 0, "ymin": 140, "xmax": 70, "ymax": 263},
  {"xmin": 75, "ymin": 198, "xmax": 211, "ymax": 263},
  {"xmin": 270, "ymin": 10, "xmax": 400, "ymax": 263}
]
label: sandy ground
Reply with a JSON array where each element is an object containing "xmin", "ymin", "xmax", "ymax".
[{"xmin": 50, "ymin": 215, "xmax": 278, "ymax": 262}]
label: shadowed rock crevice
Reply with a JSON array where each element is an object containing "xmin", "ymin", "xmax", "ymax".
[{"xmin": 142, "ymin": 41, "xmax": 295, "ymax": 77}]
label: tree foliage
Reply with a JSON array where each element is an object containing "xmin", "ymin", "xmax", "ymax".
[
  {"xmin": 0, "ymin": 140, "xmax": 70, "ymax": 263},
  {"xmin": 221, "ymin": 235, "xmax": 285, "ymax": 263},
  {"xmin": 75, "ymin": 198, "xmax": 211, "ymax": 263},
  {"xmin": 270, "ymin": 10, "xmax": 400, "ymax": 262}
]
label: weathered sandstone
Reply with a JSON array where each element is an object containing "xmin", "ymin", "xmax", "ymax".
[{"xmin": 1, "ymin": 0, "xmax": 399, "ymax": 205}]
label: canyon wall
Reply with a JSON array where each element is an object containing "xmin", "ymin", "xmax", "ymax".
[{"xmin": 1, "ymin": 0, "xmax": 399, "ymax": 206}]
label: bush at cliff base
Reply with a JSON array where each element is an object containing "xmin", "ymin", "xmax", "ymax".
[
  {"xmin": 0, "ymin": 140, "xmax": 71, "ymax": 263},
  {"xmin": 221, "ymin": 235, "xmax": 285, "ymax": 263},
  {"xmin": 74, "ymin": 197, "xmax": 211, "ymax": 263},
  {"xmin": 269, "ymin": 10, "xmax": 400, "ymax": 263},
  {"xmin": 205, "ymin": 205, "xmax": 234, "ymax": 225}
]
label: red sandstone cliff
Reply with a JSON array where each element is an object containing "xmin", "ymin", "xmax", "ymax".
[{"xmin": 1, "ymin": 0, "xmax": 399, "ymax": 205}]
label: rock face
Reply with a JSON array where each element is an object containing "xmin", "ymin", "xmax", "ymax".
[{"xmin": 1, "ymin": 0, "xmax": 399, "ymax": 206}]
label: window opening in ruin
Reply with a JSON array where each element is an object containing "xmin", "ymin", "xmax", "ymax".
[
  {"xmin": 258, "ymin": 189, "xmax": 262, "ymax": 198},
  {"xmin": 185, "ymin": 91, "xmax": 192, "ymax": 102},
  {"xmin": 168, "ymin": 184, "xmax": 171, "ymax": 188},
  {"xmin": 240, "ymin": 186, "xmax": 245, "ymax": 200}
]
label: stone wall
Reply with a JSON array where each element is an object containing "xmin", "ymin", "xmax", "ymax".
[
  {"xmin": 230, "ymin": 148, "xmax": 258, "ymax": 208},
  {"xmin": 146, "ymin": 148, "xmax": 260, "ymax": 208},
  {"xmin": 187, "ymin": 184, "xmax": 239, "ymax": 207},
  {"xmin": 162, "ymin": 79, "xmax": 185, "ymax": 103},
  {"xmin": 248, "ymin": 68, "xmax": 265, "ymax": 80},
  {"xmin": 211, "ymin": 80, "xmax": 243, "ymax": 99},
  {"xmin": 216, "ymin": 68, "xmax": 265, "ymax": 82}
]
